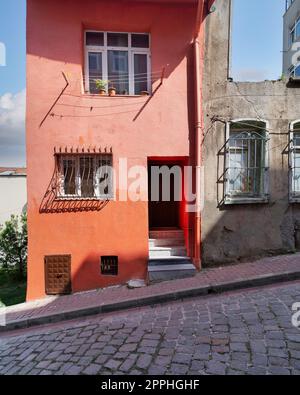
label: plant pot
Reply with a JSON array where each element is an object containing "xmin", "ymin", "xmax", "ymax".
[
  {"xmin": 99, "ymin": 89, "xmax": 106, "ymax": 95},
  {"xmin": 140, "ymin": 91, "xmax": 149, "ymax": 96},
  {"xmin": 108, "ymin": 88, "xmax": 117, "ymax": 96}
]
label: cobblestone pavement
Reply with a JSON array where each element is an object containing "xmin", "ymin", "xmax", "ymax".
[
  {"xmin": 4, "ymin": 252, "xmax": 300, "ymax": 326},
  {"xmin": 0, "ymin": 281, "xmax": 300, "ymax": 375}
]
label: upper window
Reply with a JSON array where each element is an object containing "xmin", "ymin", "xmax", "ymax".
[
  {"xmin": 85, "ymin": 31, "xmax": 151, "ymax": 96},
  {"xmin": 290, "ymin": 121, "xmax": 300, "ymax": 201},
  {"xmin": 289, "ymin": 16, "xmax": 300, "ymax": 47},
  {"xmin": 225, "ymin": 120, "xmax": 269, "ymax": 204},
  {"xmin": 57, "ymin": 154, "xmax": 114, "ymax": 200}
]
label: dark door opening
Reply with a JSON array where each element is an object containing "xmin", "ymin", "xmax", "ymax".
[{"xmin": 148, "ymin": 162, "xmax": 180, "ymax": 229}]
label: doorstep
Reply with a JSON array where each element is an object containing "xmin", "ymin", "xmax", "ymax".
[{"xmin": 1, "ymin": 253, "xmax": 300, "ymax": 333}]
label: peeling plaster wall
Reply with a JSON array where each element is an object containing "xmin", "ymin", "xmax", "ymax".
[{"xmin": 202, "ymin": 0, "xmax": 300, "ymax": 265}]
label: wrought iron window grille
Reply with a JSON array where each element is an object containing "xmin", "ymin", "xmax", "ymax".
[
  {"xmin": 224, "ymin": 129, "xmax": 269, "ymax": 204},
  {"xmin": 289, "ymin": 124, "xmax": 300, "ymax": 201},
  {"xmin": 101, "ymin": 256, "xmax": 118, "ymax": 276},
  {"xmin": 54, "ymin": 153, "xmax": 114, "ymax": 201}
]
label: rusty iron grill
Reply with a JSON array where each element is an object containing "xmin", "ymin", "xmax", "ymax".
[
  {"xmin": 225, "ymin": 130, "xmax": 268, "ymax": 200},
  {"xmin": 55, "ymin": 154, "xmax": 113, "ymax": 200},
  {"xmin": 45, "ymin": 255, "xmax": 72, "ymax": 295},
  {"xmin": 101, "ymin": 256, "xmax": 118, "ymax": 276},
  {"xmin": 290, "ymin": 130, "xmax": 300, "ymax": 197}
]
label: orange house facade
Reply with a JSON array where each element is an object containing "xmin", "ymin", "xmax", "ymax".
[{"xmin": 26, "ymin": 0, "xmax": 213, "ymax": 301}]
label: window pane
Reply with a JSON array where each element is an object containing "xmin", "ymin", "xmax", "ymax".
[
  {"xmin": 296, "ymin": 21, "xmax": 300, "ymax": 39},
  {"xmin": 108, "ymin": 50, "xmax": 129, "ymax": 94},
  {"xmin": 294, "ymin": 132, "xmax": 300, "ymax": 146},
  {"xmin": 295, "ymin": 65, "xmax": 300, "ymax": 77},
  {"xmin": 132, "ymin": 34, "xmax": 150, "ymax": 48},
  {"xmin": 294, "ymin": 151, "xmax": 300, "ymax": 192},
  {"xmin": 227, "ymin": 131, "xmax": 265, "ymax": 196},
  {"xmin": 289, "ymin": 31, "xmax": 294, "ymax": 47},
  {"xmin": 290, "ymin": 28, "xmax": 295, "ymax": 45},
  {"xmin": 228, "ymin": 150, "xmax": 248, "ymax": 193},
  {"xmin": 80, "ymin": 157, "xmax": 95, "ymax": 198},
  {"xmin": 134, "ymin": 54, "xmax": 148, "ymax": 94},
  {"xmin": 95, "ymin": 156, "xmax": 113, "ymax": 197},
  {"xmin": 88, "ymin": 52, "xmax": 102, "ymax": 93},
  {"xmin": 107, "ymin": 33, "xmax": 128, "ymax": 47},
  {"xmin": 63, "ymin": 159, "xmax": 76, "ymax": 195},
  {"xmin": 86, "ymin": 32, "xmax": 104, "ymax": 46}
]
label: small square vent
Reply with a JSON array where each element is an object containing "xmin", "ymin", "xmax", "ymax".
[{"xmin": 101, "ymin": 256, "xmax": 118, "ymax": 276}]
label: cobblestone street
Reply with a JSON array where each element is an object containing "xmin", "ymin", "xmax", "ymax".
[{"xmin": 0, "ymin": 281, "xmax": 300, "ymax": 375}]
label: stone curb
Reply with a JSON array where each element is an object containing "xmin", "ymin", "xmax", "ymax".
[{"xmin": 1, "ymin": 269, "xmax": 300, "ymax": 333}]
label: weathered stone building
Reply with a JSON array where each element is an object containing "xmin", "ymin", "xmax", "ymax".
[
  {"xmin": 283, "ymin": 0, "xmax": 300, "ymax": 77},
  {"xmin": 202, "ymin": 0, "xmax": 300, "ymax": 265}
]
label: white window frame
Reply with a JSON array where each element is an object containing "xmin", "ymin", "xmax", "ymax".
[
  {"xmin": 84, "ymin": 31, "xmax": 151, "ymax": 95},
  {"xmin": 58, "ymin": 155, "xmax": 114, "ymax": 200},
  {"xmin": 289, "ymin": 120, "xmax": 300, "ymax": 202},
  {"xmin": 224, "ymin": 119, "xmax": 270, "ymax": 205},
  {"xmin": 289, "ymin": 16, "xmax": 300, "ymax": 48}
]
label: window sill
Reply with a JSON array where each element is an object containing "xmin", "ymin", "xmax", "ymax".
[
  {"xmin": 290, "ymin": 196, "xmax": 300, "ymax": 203},
  {"xmin": 224, "ymin": 196, "xmax": 269, "ymax": 205},
  {"xmin": 83, "ymin": 92, "xmax": 151, "ymax": 98}
]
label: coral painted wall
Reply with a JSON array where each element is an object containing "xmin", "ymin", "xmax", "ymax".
[{"xmin": 26, "ymin": 0, "xmax": 202, "ymax": 300}]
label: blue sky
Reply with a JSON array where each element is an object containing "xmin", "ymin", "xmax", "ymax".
[
  {"xmin": 232, "ymin": 0, "xmax": 285, "ymax": 81},
  {"xmin": 0, "ymin": 0, "xmax": 287, "ymax": 166},
  {"xmin": 0, "ymin": 0, "xmax": 26, "ymax": 96},
  {"xmin": 0, "ymin": 0, "xmax": 26, "ymax": 166}
]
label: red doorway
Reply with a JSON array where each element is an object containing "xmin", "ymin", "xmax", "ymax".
[{"xmin": 148, "ymin": 159, "xmax": 185, "ymax": 230}]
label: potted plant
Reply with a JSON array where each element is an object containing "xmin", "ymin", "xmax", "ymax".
[
  {"xmin": 108, "ymin": 85, "xmax": 117, "ymax": 96},
  {"xmin": 94, "ymin": 79, "xmax": 108, "ymax": 95}
]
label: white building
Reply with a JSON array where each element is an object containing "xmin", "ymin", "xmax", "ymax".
[
  {"xmin": 0, "ymin": 168, "xmax": 27, "ymax": 226},
  {"xmin": 283, "ymin": 0, "xmax": 300, "ymax": 77}
]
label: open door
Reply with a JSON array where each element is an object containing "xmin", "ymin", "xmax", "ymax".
[{"xmin": 148, "ymin": 162, "xmax": 180, "ymax": 229}]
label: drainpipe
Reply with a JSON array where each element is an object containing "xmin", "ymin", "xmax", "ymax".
[{"xmin": 193, "ymin": 0, "xmax": 206, "ymax": 268}]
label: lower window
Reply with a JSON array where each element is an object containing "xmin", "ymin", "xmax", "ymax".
[
  {"xmin": 101, "ymin": 256, "xmax": 118, "ymax": 276},
  {"xmin": 290, "ymin": 122, "xmax": 300, "ymax": 201},
  {"xmin": 57, "ymin": 154, "xmax": 114, "ymax": 200},
  {"xmin": 225, "ymin": 120, "xmax": 269, "ymax": 204}
]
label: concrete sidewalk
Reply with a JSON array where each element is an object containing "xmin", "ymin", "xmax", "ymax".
[{"xmin": 1, "ymin": 253, "xmax": 300, "ymax": 333}]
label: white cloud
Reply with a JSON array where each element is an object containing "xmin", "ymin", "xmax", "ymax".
[{"xmin": 0, "ymin": 89, "xmax": 26, "ymax": 166}]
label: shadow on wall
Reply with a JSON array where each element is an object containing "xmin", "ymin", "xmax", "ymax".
[
  {"xmin": 4, "ymin": 252, "xmax": 148, "ymax": 321},
  {"xmin": 201, "ymin": 124, "xmax": 300, "ymax": 267},
  {"xmin": 39, "ymin": 163, "xmax": 110, "ymax": 214}
]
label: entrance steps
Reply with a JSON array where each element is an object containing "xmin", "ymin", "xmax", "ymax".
[{"xmin": 148, "ymin": 229, "xmax": 196, "ymax": 283}]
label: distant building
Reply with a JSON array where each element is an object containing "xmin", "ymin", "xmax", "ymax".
[
  {"xmin": 283, "ymin": 0, "xmax": 300, "ymax": 77},
  {"xmin": 0, "ymin": 168, "xmax": 27, "ymax": 225}
]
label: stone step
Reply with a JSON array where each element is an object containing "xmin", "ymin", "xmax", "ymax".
[
  {"xmin": 149, "ymin": 238, "xmax": 185, "ymax": 248},
  {"xmin": 149, "ymin": 246, "xmax": 187, "ymax": 258},
  {"xmin": 148, "ymin": 256, "xmax": 193, "ymax": 266},
  {"xmin": 148, "ymin": 258, "xmax": 196, "ymax": 282},
  {"xmin": 149, "ymin": 229, "xmax": 184, "ymax": 240}
]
